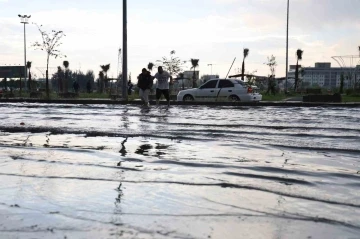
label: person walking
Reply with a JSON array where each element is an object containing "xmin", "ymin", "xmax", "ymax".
[
  {"xmin": 153, "ymin": 66, "xmax": 172, "ymax": 107},
  {"xmin": 128, "ymin": 79, "xmax": 134, "ymax": 95},
  {"xmin": 137, "ymin": 68, "xmax": 153, "ymax": 107}
]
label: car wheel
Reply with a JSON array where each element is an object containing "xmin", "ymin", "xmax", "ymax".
[
  {"xmin": 183, "ymin": 95, "xmax": 194, "ymax": 102},
  {"xmin": 229, "ymin": 95, "xmax": 240, "ymax": 102}
]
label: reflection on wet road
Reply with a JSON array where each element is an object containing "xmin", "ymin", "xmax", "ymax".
[{"xmin": 0, "ymin": 103, "xmax": 359, "ymax": 238}]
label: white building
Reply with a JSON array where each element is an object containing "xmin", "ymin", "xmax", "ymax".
[{"xmin": 289, "ymin": 62, "xmax": 360, "ymax": 89}]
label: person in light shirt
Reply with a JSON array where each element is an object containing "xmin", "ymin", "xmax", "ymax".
[{"xmin": 153, "ymin": 66, "xmax": 172, "ymax": 107}]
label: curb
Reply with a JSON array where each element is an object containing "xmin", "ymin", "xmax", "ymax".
[{"xmin": 0, "ymin": 98, "xmax": 359, "ymax": 107}]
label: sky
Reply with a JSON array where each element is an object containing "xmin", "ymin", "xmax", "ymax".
[{"xmin": 0, "ymin": 0, "xmax": 360, "ymax": 79}]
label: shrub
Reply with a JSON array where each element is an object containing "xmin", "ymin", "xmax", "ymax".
[{"xmin": 345, "ymin": 89, "xmax": 360, "ymax": 96}]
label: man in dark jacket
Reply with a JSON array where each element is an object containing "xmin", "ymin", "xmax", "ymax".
[{"xmin": 137, "ymin": 68, "xmax": 153, "ymax": 107}]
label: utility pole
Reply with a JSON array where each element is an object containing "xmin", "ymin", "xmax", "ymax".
[
  {"xmin": 18, "ymin": 14, "xmax": 31, "ymax": 91},
  {"xmin": 117, "ymin": 48, "xmax": 122, "ymax": 79},
  {"xmin": 208, "ymin": 64, "xmax": 214, "ymax": 75},
  {"xmin": 122, "ymin": 0, "xmax": 128, "ymax": 101},
  {"xmin": 117, "ymin": 48, "xmax": 122, "ymax": 95},
  {"xmin": 285, "ymin": 0, "xmax": 289, "ymax": 94}
]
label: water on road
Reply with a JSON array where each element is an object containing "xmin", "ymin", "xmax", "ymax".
[{"xmin": 0, "ymin": 103, "xmax": 359, "ymax": 239}]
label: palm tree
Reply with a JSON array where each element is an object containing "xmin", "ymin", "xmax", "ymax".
[
  {"xmin": 99, "ymin": 71, "xmax": 105, "ymax": 93},
  {"xmin": 241, "ymin": 48, "xmax": 249, "ymax": 81},
  {"xmin": 26, "ymin": 61, "xmax": 32, "ymax": 91},
  {"xmin": 100, "ymin": 64, "xmax": 110, "ymax": 77},
  {"xmin": 190, "ymin": 59, "xmax": 199, "ymax": 88},
  {"xmin": 57, "ymin": 66, "xmax": 63, "ymax": 93},
  {"xmin": 294, "ymin": 49, "xmax": 303, "ymax": 91},
  {"xmin": 100, "ymin": 64, "xmax": 110, "ymax": 89},
  {"xmin": 63, "ymin": 61, "xmax": 69, "ymax": 93},
  {"xmin": 147, "ymin": 62, "xmax": 154, "ymax": 72},
  {"xmin": 340, "ymin": 73, "xmax": 345, "ymax": 94}
]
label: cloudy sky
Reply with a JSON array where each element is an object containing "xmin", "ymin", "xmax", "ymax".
[{"xmin": 0, "ymin": 0, "xmax": 359, "ymax": 79}]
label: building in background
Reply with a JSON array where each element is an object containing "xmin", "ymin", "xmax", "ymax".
[
  {"xmin": 200, "ymin": 74, "xmax": 219, "ymax": 83},
  {"xmin": 183, "ymin": 71, "xmax": 199, "ymax": 81},
  {"xmin": 288, "ymin": 65, "xmax": 301, "ymax": 80},
  {"xmin": 289, "ymin": 62, "xmax": 360, "ymax": 89}
]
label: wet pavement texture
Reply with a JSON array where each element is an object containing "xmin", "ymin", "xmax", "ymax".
[{"xmin": 0, "ymin": 103, "xmax": 359, "ymax": 239}]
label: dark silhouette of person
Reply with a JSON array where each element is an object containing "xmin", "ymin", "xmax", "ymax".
[
  {"xmin": 128, "ymin": 80, "xmax": 133, "ymax": 95},
  {"xmin": 137, "ymin": 68, "xmax": 153, "ymax": 107}
]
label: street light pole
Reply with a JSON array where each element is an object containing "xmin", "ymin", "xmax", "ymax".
[
  {"xmin": 18, "ymin": 14, "xmax": 31, "ymax": 91},
  {"xmin": 208, "ymin": 64, "xmax": 213, "ymax": 75},
  {"xmin": 122, "ymin": 0, "xmax": 128, "ymax": 101},
  {"xmin": 285, "ymin": 0, "xmax": 289, "ymax": 94}
]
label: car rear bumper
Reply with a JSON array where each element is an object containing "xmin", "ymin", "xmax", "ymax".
[{"xmin": 241, "ymin": 94, "xmax": 262, "ymax": 102}]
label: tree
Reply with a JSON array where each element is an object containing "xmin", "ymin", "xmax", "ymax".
[
  {"xmin": 245, "ymin": 70, "xmax": 258, "ymax": 87},
  {"xmin": 190, "ymin": 59, "xmax": 199, "ymax": 88},
  {"xmin": 100, "ymin": 64, "xmax": 110, "ymax": 78},
  {"xmin": 299, "ymin": 68, "xmax": 306, "ymax": 89},
  {"xmin": 265, "ymin": 55, "xmax": 277, "ymax": 95},
  {"xmin": 32, "ymin": 24, "xmax": 66, "ymax": 98},
  {"xmin": 147, "ymin": 62, "xmax": 155, "ymax": 72},
  {"xmin": 85, "ymin": 70, "xmax": 95, "ymax": 92},
  {"xmin": 86, "ymin": 70, "xmax": 95, "ymax": 81},
  {"xmin": 100, "ymin": 64, "xmax": 110, "ymax": 89},
  {"xmin": 98, "ymin": 71, "xmax": 105, "ymax": 93},
  {"xmin": 265, "ymin": 55, "xmax": 277, "ymax": 77},
  {"xmin": 340, "ymin": 73, "xmax": 345, "ymax": 94},
  {"xmin": 241, "ymin": 48, "xmax": 249, "ymax": 81},
  {"xmin": 26, "ymin": 61, "xmax": 32, "ymax": 91},
  {"xmin": 51, "ymin": 66, "xmax": 64, "ymax": 91},
  {"xmin": 63, "ymin": 61, "xmax": 69, "ymax": 93},
  {"xmin": 157, "ymin": 50, "xmax": 185, "ymax": 77},
  {"xmin": 294, "ymin": 49, "xmax": 303, "ymax": 91}
]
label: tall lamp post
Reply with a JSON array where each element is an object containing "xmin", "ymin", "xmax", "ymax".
[
  {"xmin": 18, "ymin": 14, "xmax": 31, "ymax": 91},
  {"xmin": 285, "ymin": 0, "xmax": 289, "ymax": 94},
  {"xmin": 122, "ymin": 0, "xmax": 128, "ymax": 101},
  {"xmin": 208, "ymin": 64, "xmax": 214, "ymax": 75}
]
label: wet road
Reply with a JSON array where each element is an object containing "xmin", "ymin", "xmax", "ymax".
[{"xmin": 0, "ymin": 103, "xmax": 359, "ymax": 239}]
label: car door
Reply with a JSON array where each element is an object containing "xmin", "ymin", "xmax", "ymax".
[
  {"xmin": 217, "ymin": 80, "xmax": 236, "ymax": 101},
  {"xmin": 195, "ymin": 80, "xmax": 219, "ymax": 101}
]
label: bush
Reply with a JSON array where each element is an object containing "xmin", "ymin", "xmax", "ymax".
[{"xmin": 345, "ymin": 89, "xmax": 360, "ymax": 96}]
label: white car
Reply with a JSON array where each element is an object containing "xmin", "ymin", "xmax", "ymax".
[{"xmin": 177, "ymin": 79, "xmax": 262, "ymax": 102}]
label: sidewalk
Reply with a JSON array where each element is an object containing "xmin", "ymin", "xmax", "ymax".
[{"xmin": 0, "ymin": 98, "xmax": 359, "ymax": 107}]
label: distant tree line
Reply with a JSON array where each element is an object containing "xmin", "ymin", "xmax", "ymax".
[{"xmin": 51, "ymin": 68, "xmax": 95, "ymax": 93}]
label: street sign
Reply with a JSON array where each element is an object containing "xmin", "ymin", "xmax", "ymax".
[{"xmin": 0, "ymin": 66, "xmax": 25, "ymax": 78}]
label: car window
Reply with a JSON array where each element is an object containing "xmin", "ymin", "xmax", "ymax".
[
  {"xmin": 218, "ymin": 80, "xmax": 234, "ymax": 88},
  {"xmin": 200, "ymin": 80, "xmax": 218, "ymax": 89}
]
